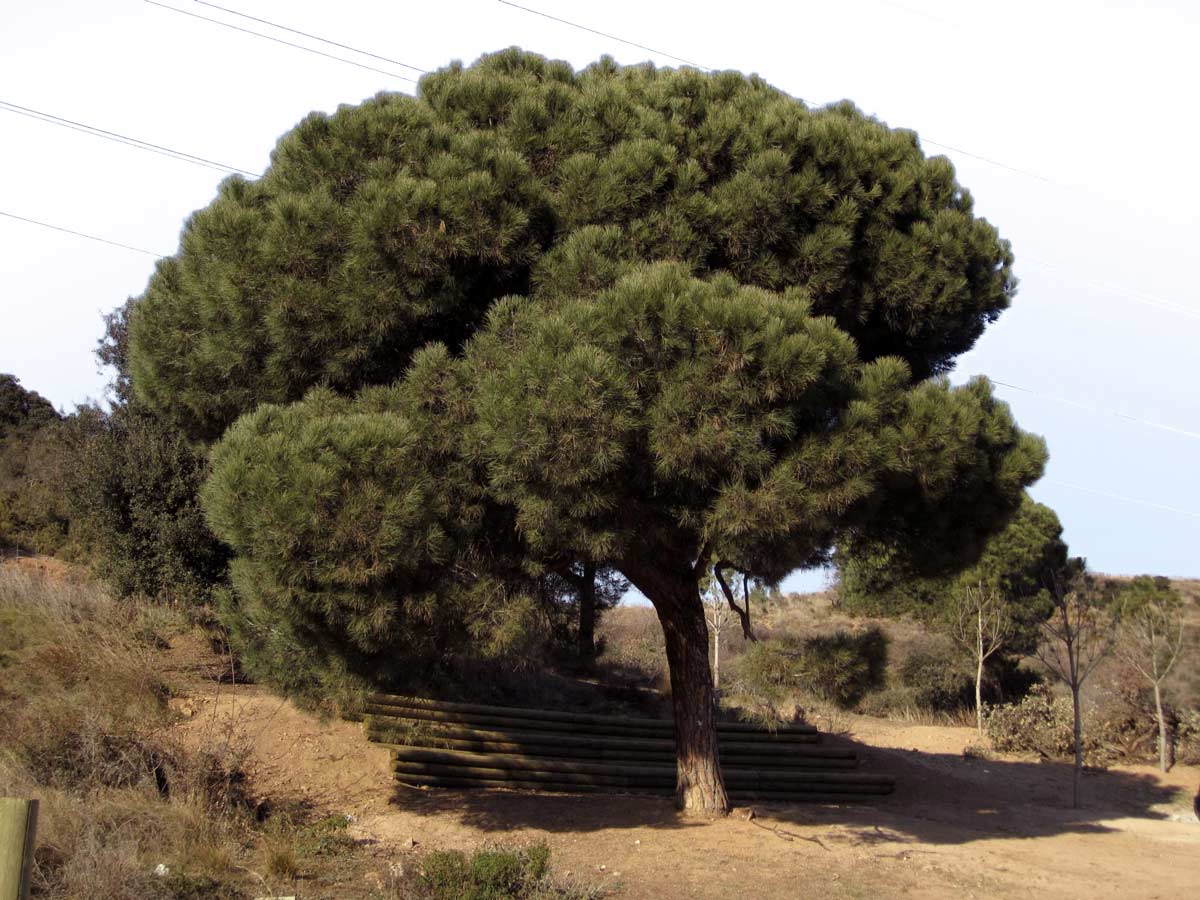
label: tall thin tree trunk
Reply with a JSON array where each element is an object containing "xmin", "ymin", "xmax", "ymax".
[
  {"xmin": 713, "ymin": 627, "xmax": 721, "ymax": 690},
  {"xmin": 976, "ymin": 607, "xmax": 984, "ymax": 736},
  {"xmin": 975, "ymin": 657, "xmax": 984, "ymax": 736},
  {"xmin": 1153, "ymin": 681, "xmax": 1169, "ymax": 773},
  {"xmin": 577, "ymin": 561, "xmax": 597, "ymax": 670},
  {"xmin": 1071, "ymin": 683, "xmax": 1083, "ymax": 809},
  {"xmin": 624, "ymin": 559, "xmax": 729, "ymax": 815}
]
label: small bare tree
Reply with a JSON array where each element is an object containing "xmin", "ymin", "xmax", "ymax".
[
  {"xmin": 950, "ymin": 581, "xmax": 1014, "ymax": 735},
  {"xmin": 1115, "ymin": 577, "xmax": 1186, "ymax": 772},
  {"xmin": 703, "ymin": 586, "xmax": 735, "ymax": 689},
  {"xmin": 1036, "ymin": 564, "xmax": 1115, "ymax": 808}
]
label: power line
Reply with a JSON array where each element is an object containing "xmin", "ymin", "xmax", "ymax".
[
  {"xmin": 496, "ymin": 0, "xmax": 710, "ymax": 70},
  {"xmin": 0, "ymin": 210, "xmax": 166, "ymax": 258},
  {"xmin": 143, "ymin": 1, "xmax": 419, "ymax": 85},
  {"xmin": 0, "ymin": 99, "xmax": 260, "ymax": 178},
  {"xmin": 1023, "ymin": 254, "xmax": 1200, "ymax": 322},
  {"xmin": 914, "ymin": 138, "xmax": 1051, "ymax": 182},
  {"xmin": 1046, "ymin": 478, "xmax": 1200, "ymax": 521},
  {"xmin": 497, "ymin": 0, "xmax": 1054, "ymax": 183},
  {"xmin": 191, "ymin": 1, "xmax": 427, "ymax": 74},
  {"xmin": 983, "ymin": 378, "xmax": 1200, "ymax": 442}
]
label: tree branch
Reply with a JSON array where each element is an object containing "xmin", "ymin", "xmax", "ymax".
[{"xmin": 714, "ymin": 560, "xmax": 756, "ymax": 642}]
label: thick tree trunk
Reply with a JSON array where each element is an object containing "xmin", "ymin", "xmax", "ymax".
[
  {"xmin": 578, "ymin": 562, "xmax": 597, "ymax": 670},
  {"xmin": 623, "ymin": 558, "xmax": 729, "ymax": 815}
]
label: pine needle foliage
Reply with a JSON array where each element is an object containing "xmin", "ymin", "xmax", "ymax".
[
  {"xmin": 132, "ymin": 49, "xmax": 1046, "ymax": 810},
  {"xmin": 131, "ymin": 50, "xmax": 1016, "ymax": 442}
]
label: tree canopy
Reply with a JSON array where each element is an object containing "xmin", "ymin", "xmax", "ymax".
[
  {"xmin": 0, "ymin": 374, "xmax": 58, "ymax": 438},
  {"xmin": 838, "ymin": 494, "xmax": 1067, "ymax": 649},
  {"xmin": 129, "ymin": 49, "xmax": 1045, "ymax": 812},
  {"xmin": 131, "ymin": 50, "xmax": 1016, "ymax": 442}
]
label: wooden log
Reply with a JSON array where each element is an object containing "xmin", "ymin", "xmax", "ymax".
[
  {"xmin": 365, "ymin": 718, "xmax": 841, "ymax": 755},
  {"xmin": 391, "ymin": 761, "xmax": 890, "ymax": 794},
  {"xmin": 0, "ymin": 798, "xmax": 37, "ymax": 900},
  {"xmin": 393, "ymin": 761, "xmax": 670, "ymax": 788},
  {"xmin": 376, "ymin": 736, "xmax": 858, "ymax": 769},
  {"xmin": 364, "ymin": 706, "xmax": 822, "ymax": 742},
  {"xmin": 369, "ymin": 694, "xmax": 818, "ymax": 735},
  {"xmin": 391, "ymin": 772, "xmax": 889, "ymax": 802},
  {"xmin": 389, "ymin": 747, "xmax": 892, "ymax": 787},
  {"xmin": 390, "ymin": 746, "xmax": 676, "ymax": 778},
  {"xmin": 393, "ymin": 772, "xmax": 673, "ymax": 797}
]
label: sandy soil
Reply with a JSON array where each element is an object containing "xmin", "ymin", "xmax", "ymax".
[{"xmin": 167, "ymin": 636, "xmax": 1200, "ymax": 900}]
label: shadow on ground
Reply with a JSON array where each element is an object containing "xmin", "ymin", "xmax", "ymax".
[{"xmin": 386, "ymin": 738, "xmax": 1187, "ymax": 846}]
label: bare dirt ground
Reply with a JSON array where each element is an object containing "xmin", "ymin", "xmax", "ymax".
[{"xmin": 167, "ymin": 633, "xmax": 1200, "ymax": 900}]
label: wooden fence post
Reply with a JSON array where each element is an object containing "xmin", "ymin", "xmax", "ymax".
[{"xmin": 0, "ymin": 798, "xmax": 38, "ymax": 900}]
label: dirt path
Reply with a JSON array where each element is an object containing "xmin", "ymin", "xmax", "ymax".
[{"xmin": 169, "ymin": 653, "xmax": 1200, "ymax": 899}]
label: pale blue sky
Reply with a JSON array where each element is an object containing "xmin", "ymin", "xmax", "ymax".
[{"xmin": 2, "ymin": 1, "xmax": 1197, "ymax": 590}]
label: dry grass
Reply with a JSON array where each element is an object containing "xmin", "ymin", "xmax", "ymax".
[
  {"xmin": 0, "ymin": 566, "xmax": 257, "ymax": 898},
  {"xmin": 0, "ymin": 564, "xmax": 595, "ymax": 898}
]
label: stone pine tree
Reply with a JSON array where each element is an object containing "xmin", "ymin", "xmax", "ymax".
[{"xmin": 130, "ymin": 50, "xmax": 1046, "ymax": 813}]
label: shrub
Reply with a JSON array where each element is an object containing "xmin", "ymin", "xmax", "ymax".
[
  {"xmin": 899, "ymin": 647, "xmax": 974, "ymax": 712},
  {"xmin": 984, "ymin": 684, "xmax": 1097, "ymax": 759},
  {"xmin": 733, "ymin": 626, "xmax": 889, "ymax": 713},
  {"xmin": 470, "ymin": 849, "xmax": 527, "ymax": 895},
  {"xmin": 69, "ymin": 405, "xmax": 229, "ymax": 607},
  {"xmin": 420, "ymin": 845, "xmax": 557, "ymax": 900},
  {"xmin": 1177, "ymin": 708, "xmax": 1200, "ymax": 765},
  {"xmin": 293, "ymin": 814, "xmax": 357, "ymax": 858},
  {"xmin": 423, "ymin": 850, "xmax": 470, "ymax": 897}
]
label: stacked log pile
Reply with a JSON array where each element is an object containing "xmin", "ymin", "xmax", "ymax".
[{"xmin": 365, "ymin": 695, "xmax": 894, "ymax": 803}]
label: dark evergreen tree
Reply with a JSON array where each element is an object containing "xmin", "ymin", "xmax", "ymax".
[
  {"xmin": 69, "ymin": 405, "xmax": 230, "ymax": 605},
  {"xmin": 46, "ymin": 299, "xmax": 233, "ymax": 604},
  {"xmin": 0, "ymin": 374, "xmax": 58, "ymax": 436},
  {"xmin": 0, "ymin": 374, "xmax": 70, "ymax": 555},
  {"xmin": 132, "ymin": 50, "xmax": 1045, "ymax": 812},
  {"xmin": 838, "ymin": 495, "xmax": 1067, "ymax": 653}
]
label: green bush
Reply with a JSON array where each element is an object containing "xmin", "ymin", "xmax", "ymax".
[
  {"xmin": 470, "ymin": 850, "xmax": 527, "ymax": 896},
  {"xmin": 899, "ymin": 647, "xmax": 973, "ymax": 712},
  {"xmin": 0, "ymin": 375, "xmax": 80, "ymax": 557},
  {"xmin": 293, "ymin": 814, "xmax": 356, "ymax": 858},
  {"xmin": 984, "ymin": 684, "xmax": 1095, "ymax": 758},
  {"xmin": 733, "ymin": 626, "xmax": 889, "ymax": 712},
  {"xmin": 69, "ymin": 405, "xmax": 229, "ymax": 607},
  {"xmin": 423, "ymin": 850, "xmax": 470, "ymax": 897},
  {"xmin": 420, "ymin": 845, "xmax": 556, "ymax": 900}
]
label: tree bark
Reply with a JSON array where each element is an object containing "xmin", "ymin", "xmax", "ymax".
[
  {"xmin": 975, "ymin": 655, "xmax": 984, "ymax": 736},
  {"xmin": 578, "ymin": 561, "xmax": 597, "ymax": 670},
  {"xmin": 1071, "ymin": 683, "xmax": 1083, "ymax": 809},
  {"xmin": 623, "ymin": 558, "xmax": 730, "ymax": 815},
  {"xmin": 1153, "ymin": 682, "xmax": 1169, "ymax": 773},
  {"xmin": 976, "ymin": 607, "xmax": 984, "ymax": 736},
  {"xmin": 713, "ymin": 625, "xmax": 721, "ymax": 690}
]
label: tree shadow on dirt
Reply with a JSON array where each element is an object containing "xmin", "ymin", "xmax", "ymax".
[{"xmin": 385, "ymin": 737, "xmax": 1191, "ymax": 846}]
